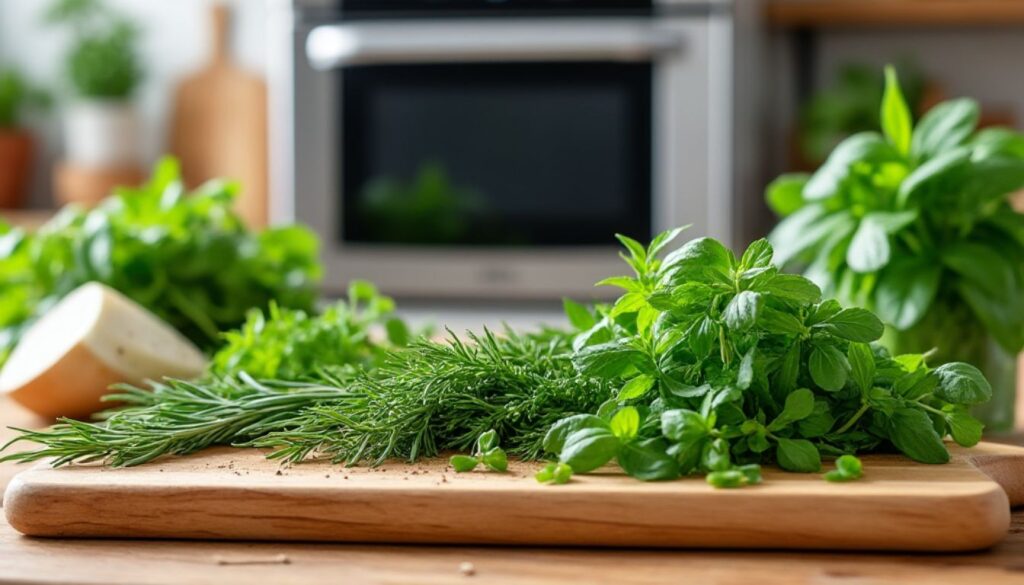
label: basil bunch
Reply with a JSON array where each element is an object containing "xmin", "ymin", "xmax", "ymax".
[
  {"xmin": 0, "ymin": 158, "xmax": 321, "ymax": 363},
  {"xmin": 544, "ymin": 229, "xmax": 991, "ymax": 482},
  {"xmin": 766, "ymin": 66, "xmax": 1024, "ymax": 354}
]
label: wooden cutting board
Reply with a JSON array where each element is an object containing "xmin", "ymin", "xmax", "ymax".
[
  {"xmin": 4, "ymin": 442, "xmax": 1023, "ymax": 552},
  {"xmin": 169, "ymin": 4, "xmax": 268, "ymax": 227}
]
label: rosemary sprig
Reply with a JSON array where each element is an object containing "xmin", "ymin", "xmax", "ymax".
[{"xmin": 2, "ymin": 330, "xmax": 610, "ymax": 468}]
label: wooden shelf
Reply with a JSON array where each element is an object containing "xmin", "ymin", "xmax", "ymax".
[
  {"xmin": 0, "ymin": 209, "xmax": 55, "ymax": 231},
  {"xmin": 767, "ymin": 0, "xmax": 1024, "ymax": 28}
]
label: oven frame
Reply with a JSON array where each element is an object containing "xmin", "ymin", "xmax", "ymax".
[{"xmin": 270, "ymin": 1, "xmax": 739, "ymax": 300}]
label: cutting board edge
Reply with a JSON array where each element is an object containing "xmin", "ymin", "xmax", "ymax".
[{"xmin": 2, "ymin": 462, "xmax": 1012, "ymax": 552}]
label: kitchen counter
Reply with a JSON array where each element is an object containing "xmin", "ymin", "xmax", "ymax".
[{"xmin": 1, "ymin": 399, "xmax": 1023, "ymax": 585}]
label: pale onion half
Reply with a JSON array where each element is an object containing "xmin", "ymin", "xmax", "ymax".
[{"xmin": 0, "ymin": 282, "xmax": 207, "ymax": 419}]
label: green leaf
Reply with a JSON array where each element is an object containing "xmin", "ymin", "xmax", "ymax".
[
  {"xmin": 563, "ymin": 298, "xmax": 596, "ymax": 331},
  {"xmin": 559, "ymin": 427, "xmax": 621, "ymax": 473},
  {"xmin": 846, "ymin": 217, "xmax": 890, "ymax": 273},
  {"xmin": 942, "ymin": 243, "xmax": 1015, "ymax": 300},
  {"xmin": 661, "ymin": 409, "xmax": 709, "ymax": 444},
  {"xmin": 595, "ymin": 276, "xmax": 641, "ymax": 292},
  {"xmin": 610, "ymin": 406, "xmax": 640, "ymax": 440},
  {"xmin": 766, "ymin": 173, "xmax": 808, "ymax": 217},
  {"xmin": 572, "ymin": 342, "xmax": 648, "ymax": 378},
  {"xmin": 702, "ymin": 438, "xmax": 731, "ymax": 472},
  {"xmin": 737, "ymin": 347, "xmax": 756, "ymax": 390},
  {"xmin": 822, "ymin": 307, "xmax": 884, "ymax": 343},
  {"xmin": 874, "ymin": 256, "xmax": 942, "ymax": 330},
  {"xmin": 384, "ymin": 318, "xmax": 410, "ymax": 347},
  {"xmin": 542, "ymin": 414, "xmax": 609, "ymax": 455},
  {"xmin": 759, "ymin": 306, "xmax": 807, "ymax": 336},
  {"xmin": 647, "ymin": 227, "xmax": 686, "ymax": 258},
  {"xmin": 880, "ymin": 65, "xmax": 913, "ymax": 155},
  {"xmin": 897, "ymin": 146, "xmax": 972, "ymax": 207},
  {"xmin": 825, "ymin": 454, "xmax": 863, "ymax": 482},
  {"xmin": 609, "ymin": 292, "xmax": 648, "ymax": 317},
  {"xmin": 706, "ymin": 470, "xmax": 746, "ymax": 488},
  {"xmin": 450, "ymin": 455, "xmax": 479, "ymax": 472},
  {"xmin": 776, "ymin": 438, "xmax": 822, "ymax": 472},
  {"xmin": 617, "ymin": 374, "xmax": 656, "ymax": 401},
  {"xmin": 723, "ymin": 291, "xmax": 763, "ymax": 331},
  {"xmin": 911, "ymin": 98, "xmax": 979, "ymax": 160},
  {"xmin": 618, "ymin": 438, "xmax": 680, "ymax": 481},
  {"xmin": 847, "ymin": 342, "xmax": 875, "ymax": 393},
  {"xmin": 481, "ymin": 447, "xmax": 508, "ymax": 472},
  {"xmin": 887, "ymin": 408, "xmax": 950, "ymax": 464},
  {"xmin": 804, "ymin": 133, "xmax": 897, "ymax": 201},
  {"xmin": 797, "ymin": 399, "xmax": 835, "ymax": 438},
  {"xmin": 689, "ymin": 315, "xmax": 718, "ymax": 358},
  {"xmin": 933, "ymin": 362, "xmax": 993, "ymax": 405},
  {"xmin": 740, "ymin": 239, "xmax": 774, "ymax": 270},
  {"xmin": 761, "ymin": 273, "xmax": 822, "ymax": 304},
  {"xmin": 769, "ymin": 388, "xmax": 815, "ymax": 430},
  {"xmin": 615, "ymin": 233, "xmax": 647, "ymax": 264},
  {"xmin": 809, "ymin": 345, "xmax": 848, "ymax": 392},
  {"xmin": 775, "ymin": 341, "xmax": 801, "ymax": 393},
  {"xmin": 769, "ymin": 206, "xmax": 855, "ymax": 267},
  {"xmin": 662, "ymin": 237, "xmax": 734, "ymax": 284},
  {"xmin": 947, "ymin": 411, "xmax": 984, "ymax": 447},
  {"xmin": 476, "ymin": 430, "xmax": 500, "ymax": 452}
]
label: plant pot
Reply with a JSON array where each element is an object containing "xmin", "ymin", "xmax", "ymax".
[
  {"xmin": 882, "ymin": 299, "xmax": 1018, "ymax": 433},
  {"xmin": 64, "ymin": 100, "xmax": 140, "ymax": 168},
  {"xmin": 0, "ymin": 129, "xmax": 34, "ymax": 209}
]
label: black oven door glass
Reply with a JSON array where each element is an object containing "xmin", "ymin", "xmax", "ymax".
[{"xmin": 341, "ymin": 62, "xmax": 652, "ymax": 246}]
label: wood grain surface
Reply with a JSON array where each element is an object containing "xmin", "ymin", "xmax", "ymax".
[{"xmin": 4, "ymin": 443, "xmax": 1022, "ymax": 552}]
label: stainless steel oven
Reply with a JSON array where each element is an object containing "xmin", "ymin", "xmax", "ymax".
[{"xmin": 269, "ymin": 0, "xmax": 755, "ymax": 299}]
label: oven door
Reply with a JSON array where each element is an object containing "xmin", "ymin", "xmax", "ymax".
[{"xmin": 288, "ymin": 17, "xmax": 728, "ymax": 299}]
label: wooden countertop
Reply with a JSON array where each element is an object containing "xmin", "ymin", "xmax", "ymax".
[{"xmin": 1, "ymin": 399, "xmax": 1023, "ymax": 584}]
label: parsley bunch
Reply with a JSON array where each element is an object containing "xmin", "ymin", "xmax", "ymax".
[{"xmin": 544, "ymin": 229, "xmax": 992, "ymax": 482}]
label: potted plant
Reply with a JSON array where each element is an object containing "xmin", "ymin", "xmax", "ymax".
[
  {"xmin": 46, "ymin": 0, "xmax": 144, "ymax": 205},
  {"xmin": 766, "ymin": 66, "xmax": 1024, "ymax": 431},
  {"xmin": 0, "ymin": 68, "xmax": 49, "ymax": 209}
]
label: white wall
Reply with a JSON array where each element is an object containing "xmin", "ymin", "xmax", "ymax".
[{"xmin": 0, "ymin": 0, "xmax": 269, "ymax": 208}]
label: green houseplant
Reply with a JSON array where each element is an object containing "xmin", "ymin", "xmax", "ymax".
[
  {"xmin": 46, "ymin": 0, "xmax": 144, "ymax": 186},
  {"xmin": 0, "ymin": 67, "xmax": 50, "ymax": 208},
  {"xmin": 767, "ymin": 66, "xmax": 1024, "ymax": 431}
]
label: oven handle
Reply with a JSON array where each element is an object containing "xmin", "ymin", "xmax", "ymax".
[{"xmin": 306, "ymin": 21, "xmax": 684, "ymax": 69}]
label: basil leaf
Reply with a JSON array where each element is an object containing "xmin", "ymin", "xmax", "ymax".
[
  {"xmin": 740, "ymin": 238, "xmax": 774, "ymax": 270},
  {"xmin": 769, "ymin": 388, "xmax": 815, "ymax": 430},
  {"xmin": 723, "ymin": 291, "xmax": 763, "ymax": 331},
  {"xmin": 559, "ymin": 427, "xmax": 621, "ymax": 473},
  {"xmin": 804, "ymin": 133, "xmax": 897, "ymax": 201},
  {"xmin": 765, "ymin": 173, "xmax": 808, "ymax": 217},
  {"xmin": 610, "ymin": 406, "xmax": 640, "ymax": 440},
  {"xmin": 543, "ymin": 414, "xmax": 608, "ymax": 455},
  {"xmin": 776, "ymin": 438, "xmax": 821, "ymax": 472},
  {"xmin": 880, "ymin": 65, "xmax": 912, "ymax": 155},
  {"xmin": 797, "ymin": 399, "xmax": 835, "ymax": 438},
  {"xmin": 947, "ymin": 410, "xmax": 984, "ymax": 448},
  {"xmin": 563, "ymin": 298, "xmax": 596, "ymax": 331},
  {"xmin": 875, "ymin": 256, "xmax": 942, "ymax": 330},
  {"xmin": 809, "ymin": 345, "xmax": 849, "ymax": 392},
  {"xmin": 847, "ymin": 217, "xmax": 891, "ymax": 273},
  {"xmin": 911, "ymin": 97, "xmax": 979, "ymax": 161},
  {"xmin": 618, "ymin": 438, "xmax": 680, "ymax": 481},
  {"xmin": 847, "ymin": 342, "xmax": 876, "ymax": 393},
  {"xmin": 661, "ymin": 409, "xmax": 709, "ymax": 444},
  {"xmin": 617, "ymin": 374, "xmax": 656, "ymax": 401},
  {"xmin": 573, "ymin": 341, "xmax": 648, "ymax": 378},
  {"xmin": 663, "ymin": 237, "xmax": 734, "ymax": 284},
  {"xmin": 933, "ymin": 362, "xmax": 993, "ymax": 405},
  {"xmin": 820, "ymin": 308, "xmax": 884, "ymax": 343},
  {"xmin": 761, "ymin": 273, "xmax": 822, "ymax": 304},
  {"xmin": 449, "ymin": 455, "xmax": 479, "ymax": 473},
  {"xmin": 701, "ymin": 438, "xmax": 731, "ymax": 472},
  {"xmin": 887, "ymin": 408, "xmax": 950, "ymax": 464}
]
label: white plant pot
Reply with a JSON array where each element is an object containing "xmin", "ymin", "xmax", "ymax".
[{"xmin": 64, "ymin": 100, "xmax": 141, "ymax": 168}]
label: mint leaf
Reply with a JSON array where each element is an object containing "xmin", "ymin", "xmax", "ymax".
[
  {"xmin": 723, "ymin": 291, "xmax": 762, "ymax": 331},
  {"xmin": 820, "ymin": 308, "xmax": 884, "ymax": 342},
  {"xmin": 887, "ymin": 408, "xmax": 950, "ymax": 464},
  {"xmin": 809, "ymin": 345, "xmax": 848, "ymax": 392},
  {"xmin": 776, "ymin": 438, "xmax": 821, "ymax": 472},
  {"xmin": 933, "ymin": 362, "xmax": 992, "ymax": 405}
]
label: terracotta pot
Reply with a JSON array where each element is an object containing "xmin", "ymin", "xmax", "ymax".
[
  {"xmin": 0, "ymin": 129, "xmax": 34, "ymax": 209},
  {"xmin": 54, "ymin": 161, "xmax": 145, "ymax": 207}
]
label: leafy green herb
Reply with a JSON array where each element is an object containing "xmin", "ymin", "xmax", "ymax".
[
  {"xmin": 0, "ymin": 157, "xmax": 321, "ymax": 364},
  {"xmin": 767, "ymin": 66, "xmax": 1024, "ymax": 361},
  {"xmin": 545, "ymin": 228, "xmax": 991, "ymax": 483},
  {"xmin": 535, "ymin": 462, "xmax": 573, "ymax": 485},
  {"xmin": 824, "ymin": 454, "xmax": 863, "ymax": 482},
  {"xmin": 449, "ymin": 430, "xmax": 508, "ymax": 473}
]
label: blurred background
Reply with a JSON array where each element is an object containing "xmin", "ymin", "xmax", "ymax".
[{"xmin": 2, "ymin": 0, "xmax": 1023, "ymax": 320}]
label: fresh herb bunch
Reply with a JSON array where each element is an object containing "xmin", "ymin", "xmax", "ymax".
[
  {"xmin": 2, "ymin": 329, "xmax": 610, "ymax": 468},
  {"xmin": 45, "ymin": 0, "xmax": 142, "ymax": 98},
  {"xmin": 543, "ymin": 229, "xmax": 991, "ymax": 483},
  {"xmin": 767, "ymin": 66, "xmax": 1024, "ymax": 356},
  {"xmin": 211, "ymin": 281, "xmax": 409, "ymax": 380},
  {"xmin": 0, "ymin": 157, "xmax": 320, "ymax": 363}
]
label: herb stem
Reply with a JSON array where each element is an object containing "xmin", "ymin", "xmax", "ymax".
[{"xmin": 834, "ymin": 402, "xmax": 871, "ymax": 435}]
